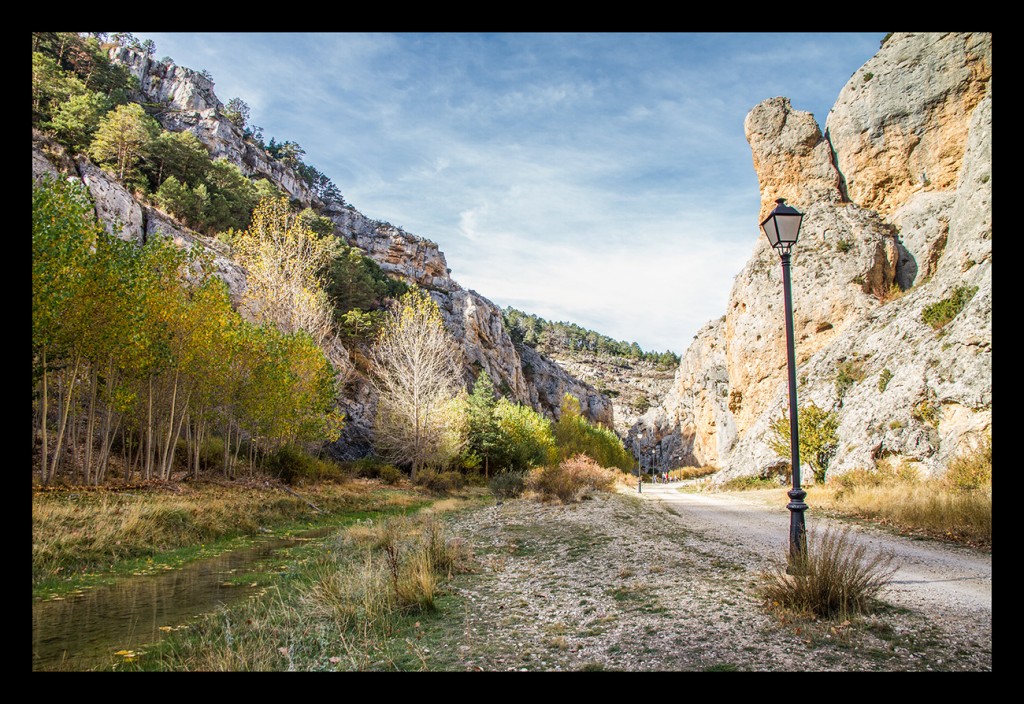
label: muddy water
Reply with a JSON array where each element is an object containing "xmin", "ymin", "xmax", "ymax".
[{"xmin": 32, "ymin": 527, "xmax": 336, "ymax": 671}]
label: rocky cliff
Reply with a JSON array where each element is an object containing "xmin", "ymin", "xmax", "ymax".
[
  {"xmin": 632, "ymin": 32, "xmax": 991, "ymax": 481},
  {"xmin": 32, "ymin": 45, "xmax": 613, "ymax": 457}
]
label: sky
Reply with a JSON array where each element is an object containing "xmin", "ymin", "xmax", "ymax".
[{"xmin": 130, "ymin": 32, "xmax": 886, "ymax": 354}]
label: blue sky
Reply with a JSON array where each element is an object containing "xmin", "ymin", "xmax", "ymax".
[{"xmin": 132, "ymin": 32, "xmax": 885, "ymax": 354}]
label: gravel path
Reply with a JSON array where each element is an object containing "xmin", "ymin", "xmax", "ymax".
[{"xmin": 441, "ymin": 484, "xmax": 992, "ymax": 672}]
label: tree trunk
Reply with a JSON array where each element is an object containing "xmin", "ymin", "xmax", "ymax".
[
  {"xmin": 40, "ymin": 347, "xmax": 48, "ymax": 484},
  {"xmin": 165, "ymin": 391, "xmax": 190, "ymax": 480},
  {"xmin": 144, "ymin": 376, "xmax": 154, "ymax": 480},
  {"xmin": 48, "ymin": 353, "xmax": 81, "ymax": 484},
  {"xmin": 159, "ymin": 369, "xmax": 180, "ymax": 480},
  {"xmin": 95, "ymin": 415, "xmax": 121, "ymax": 485},
  {"xmin": 84, "ymin": 366, "xmax": 99, "ymax": 485}
]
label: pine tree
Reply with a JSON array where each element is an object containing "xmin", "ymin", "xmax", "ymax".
[{"xmin": 466, "ymin": 370, "xmax": 500, "ymax": 478}]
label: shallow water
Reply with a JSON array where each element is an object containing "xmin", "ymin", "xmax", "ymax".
[{"xmin": 32, "ymin": 527, "xmax": 336, "ymax": 671}]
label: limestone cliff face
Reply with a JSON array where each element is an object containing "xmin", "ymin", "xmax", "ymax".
[
  {"xmin": 824, "ymin": 32, "xmax": 992, "ymax": 218},
  {"xmin": 545, "ymin": 353, "xmax": 675, "ymax": 437},
  {"xmin": 33, "ymin": 46, "xmax": 612, "ymax": 452},
  {"xmin": 636, "ymin": 32, "xmax": 991, "ymax": 481}
]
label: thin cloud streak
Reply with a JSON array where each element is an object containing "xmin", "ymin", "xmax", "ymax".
[{"xmin": 133, "ymin": 32, "xmax": 885, "ymax": 353}]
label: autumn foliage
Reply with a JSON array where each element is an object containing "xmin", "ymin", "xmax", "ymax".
[{"xmin": 32, "ymin": 178, "xmax": 341, "ymax": 485}]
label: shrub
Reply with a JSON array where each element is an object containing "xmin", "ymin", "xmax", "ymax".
[
  {"xmin": 721, "ymin": 475, "xmax": 781, "ymax": 491},
  {"xmin": 728, "ymin": 390, "xmax": 742, "ymax": 414},
  {"xmin": 877, "ymin": 368, "xmax": 893, "ymax": 393},
  {"xmin": 489, "ymin": 471, "xmax": 526, "ymax": 500},
  {"xmin": 668, "ymin": 465, "xmax": 718, "ymax": 481},
  {"xmin": 415, "ymin": 470, "xmax": 465, "ymax": 495},
  {"xmin": 912, "ymin": 399, "xmax": 939, "ymax": 427},
  {"xmin": 921, "ymin": 286, "xmax": 978, "ymax": 329},
  {"xmin": 943, "ymin": 437, "xmax": 991, "ymax": 494},
  {"xmin": 836, "ymin": 239, "xmax": 854, "ymax": 253},
  {"xmin": 767, "ymin": 403, "xmax": 839, "ymax": 485},
  {"xmin": 378, "ymin": 464, "xmax": 403, "ymax": 485},
  {"xmin": 835, "ymin": 359, "xmax": 866, "ymax": 400},
  {"xmin": 349, "ymin": 456, "xmax": 390, "ymax": 479},
  {"xmin": 831, "ymin": 459, "xmax": 919, "ymax": 496},
  {"xmin": 266, "ymin": 444, "xmax": 342, "ymax": 484},
  {"xmin": 759, "ymin": 526, "xmax": 897, "ymax": 620},
  {"xmin": 553, "ymin": 395, "xmax": 633, "ymax": 470},
  {"xmin": 527, "ymin": 454, "xmax": 617, "ymax": 503}
]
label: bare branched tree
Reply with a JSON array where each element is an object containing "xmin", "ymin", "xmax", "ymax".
[{"xmin": 370, "ymin": 289, "xmax": 464, "ymax": 479}]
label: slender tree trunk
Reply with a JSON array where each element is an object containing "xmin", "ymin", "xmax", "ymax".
[
  {"xmin": 192, "ymin": 418, "xmax": 204, "ymax": 479},
  {"xmin": 232, "ymin": 421, "xmax": 244, "ymax": 474},
  {"xmin": 185, "ymin": 415, "xmax": 193, "ymax": 478},
  {"xmin": 145, "ymin": 376, "xmax": 154, "ymax": 481},
  {"xmin": 40, "ymin": 347, "xmax": 48, "ymax": 484},
  {"xmin": 159, "ymin": 369, "xmax": 180, "ymax": 480},
  {"xmin": 84, "ymin": 366, "xmax": 99, "ymax": 485},
  {"xmin": 165, "ymin": 391, "xmax": 190, "ymax": 480},
  {"xmin": 48, "ymin": 353, "xmax": 81, "ymax": 484},
  {"xmin": 96, "ymin": 415, "xmax": 121, "ymax": 485},
  {"xmin": 223, "ymin": 419, "xmax": 232, "ymax": 479},
  {"xmin": 96, "ymin": 359, "xmax": 117, "ymax": 485}
]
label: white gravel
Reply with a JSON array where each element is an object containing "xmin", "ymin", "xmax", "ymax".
[{"xmin": 440, "ymin": 483, "xmax": 992, "ymax": 672}]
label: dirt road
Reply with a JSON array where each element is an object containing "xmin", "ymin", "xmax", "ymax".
[{"xmin": 637, "ymin": 483, "xmax": 992, "ymax": 626}]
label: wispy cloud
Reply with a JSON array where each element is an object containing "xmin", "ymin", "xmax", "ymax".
[{"xmin": 134, "ymin": 31, "xmax": 884, "ymax": 353}]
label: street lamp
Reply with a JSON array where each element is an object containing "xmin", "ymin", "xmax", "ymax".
[
  {"xmin": 636, "ymin": 433, "xmax": 643, "ymax": 493},
  {"xmin": 760, "ymin": 197, "xmax": 806, "ymax": 572}
]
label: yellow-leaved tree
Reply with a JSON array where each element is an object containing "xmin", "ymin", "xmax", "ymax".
[
  {"xmin": 370, "ymin": 289, "xmax": 465, "ymax": 480},
  {"xmin": 233, "ymin": 197, "xmax": 337, "ymax": 348}
]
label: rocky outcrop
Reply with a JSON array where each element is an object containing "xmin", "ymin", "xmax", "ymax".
[
  {"xmin": 548, "ymin": 353, "xmax": 676, "ymax": 437},
  {"xmin": 112, "ymin": 48, "xmax": 319, "ymax": 206},
  {"xmin": 824, "ymin": 32, "xmax": 992, "ymax": 218},
  {"xmin": 32, "ymin": 45, "xmax": 614, "ymax": 456},
  {"xmin": 636, "ymin": 32, "xmax": 991, "ymax": 482},
  {"xmin": 745, "ymin": 97, "xmax": 843, "ymax": 222},
  {"xmin": 518, "ymin": 344, "xmax": 613, "ymax": 427}
]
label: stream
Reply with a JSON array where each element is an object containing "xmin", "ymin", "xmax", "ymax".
[{"xmin": 32, "ymin": 526, "xmax": 336, "ymax": 671}]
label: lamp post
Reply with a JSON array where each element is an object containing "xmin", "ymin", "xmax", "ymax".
[
  {"xmin": 636, "ymin": 433, "xmax": 643, "ymax": 493},
  {"xmin": 760, "ymin": 197, "xmax": 806, "ymax": 571}
]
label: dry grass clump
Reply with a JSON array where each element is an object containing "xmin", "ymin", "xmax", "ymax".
[
  {"xmin": 668, "ymin": 465, "xmax": 719, "ymax": 481},
  {"xmin": 759, "ymin": 526, "xmax": 898, "ymax": 621},
  {"xmin": 817, "ymin": 443, "xmax": 992, "ymax": 546},
  {"xmin": 526, "ymin": 454, "xmax": 618, "ymax": 503},
  {"xmin": 306, "ymin": 515, "xmax": 473, "ymax": 629},
  {"xmin": 943, "ymin": 436, "xmax": 991, "ymax": 496}
]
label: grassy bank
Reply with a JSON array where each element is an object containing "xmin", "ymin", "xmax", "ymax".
[
  {"xmin": 110, "ymin": 500, "xmax": 482, "ymax": 672},
  {"xmin": 32, "ymin": 479, "xmax": 431, "ymax": 599}
]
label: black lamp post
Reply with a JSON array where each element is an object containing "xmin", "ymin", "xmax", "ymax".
[
  {"xmin": 636, "ymin": 433, "xmax": 643, "ymax": 493},
  {"xmin": 760, "ymin": 197, "xmax": 806, "ymax": 571}
]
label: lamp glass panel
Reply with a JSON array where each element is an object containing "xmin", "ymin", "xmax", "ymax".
[
  {"xmin": 777, "ymin": 214, "xmax": 803, "ymax": 244},
  {"xmin": 761, "ymin": 217, "xmax": 781, "ymax": 247}
]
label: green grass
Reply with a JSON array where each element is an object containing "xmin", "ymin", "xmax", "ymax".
[
  {"xmin": 921, "ymin": 286, "xmax": 978, "ymax": 329},
  {"xmin": 32, "ymin": 480, "xmax": 428, "ymax": 599},
  {"xmin": 113, "ymin": 509, "xmax": 476, "ymax": 671}
]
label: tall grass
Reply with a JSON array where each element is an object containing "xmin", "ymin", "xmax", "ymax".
[
  {"xmin": 759, "ymin": 526, "xmax": 898, "ymax": 620},
  {"xmin": 32, "ymin": 482, "xmax": 420, "ymax": 589},
  {"xmin": 817, "ymin": 442, "xmax": 992, "ymax": 546},
  {"xmin": 138, "ymin": 513, "xmax": 473, "ymax": 671}
]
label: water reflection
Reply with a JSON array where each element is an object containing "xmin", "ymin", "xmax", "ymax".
[{"xmin": 32, "ymin": 527, "xmax": 335, "ymax": 671}]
